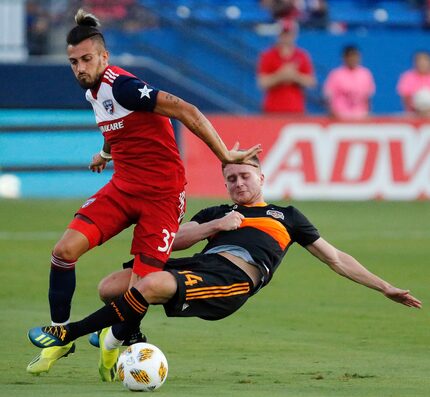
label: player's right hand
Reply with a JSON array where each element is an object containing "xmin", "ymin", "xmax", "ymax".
[
  {"xmin": 224, "ymin": 142, "xmax": 262, "ymax": 166},
  {"xmin": 217, "ymin": 210, "xmax": 244, "ymax": 231},
  {"xmin": 89, "ymin": 153, "xmax": 108, "ymax": 173}
]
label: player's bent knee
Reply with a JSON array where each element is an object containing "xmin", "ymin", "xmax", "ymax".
[
  {"xmin": 136, "ymin": 271, "xmax": 177, "ymax": 304},
  {"xmin": 98, "ymin": 269, "xmax": 132, "ymax": 303},
  {"xmin": 98, "ymin": 277, "xmax": 114, "ymax": 303},
  {"xmin": 53, "ymin": 229, "xmax": 91, "ymax": 260},
  {"xmin": 52, "ymin": 241, "xmax": 79, "ymax": 262}
]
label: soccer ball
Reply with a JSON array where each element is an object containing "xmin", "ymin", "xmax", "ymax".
[
  {"xmin": 117, "ymin": 342, "xmax": 168, "ymax": 392},
  {"xmin": 0, "ymin": 174, "xmax": 21, "ymax": 199}
]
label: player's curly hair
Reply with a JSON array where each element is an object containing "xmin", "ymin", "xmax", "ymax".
[{"xmin": 66, "ymin": 8, "xmax": 105, "ymax": 47}]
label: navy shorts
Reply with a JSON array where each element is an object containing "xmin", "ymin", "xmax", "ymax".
[{"xmin": 163, "ymin": 254, "xmax": 254, "ymax": 321}]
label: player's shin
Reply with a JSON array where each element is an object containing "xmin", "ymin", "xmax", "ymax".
[
  {"xmin": 49, "ymin": 254, "xmax": 77, "ymax": 324},
  {"xmin": 67, "ymin": 287, "xmax": 149, "ymax": 341}
]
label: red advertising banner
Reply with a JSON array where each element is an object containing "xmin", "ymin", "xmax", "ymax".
[{"xmin": 182, "ymin": 116, "xmax": 430, "ymax": 200}]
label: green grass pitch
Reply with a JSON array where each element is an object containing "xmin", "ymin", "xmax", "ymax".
[{"xmin": 0, "ymin": 198, "xmax": 429, "ymax": 397}]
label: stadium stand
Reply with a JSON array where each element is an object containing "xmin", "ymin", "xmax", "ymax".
[
  {"xmin": 98, "ymin": 0, "xmax": 428, "ymax": 114},
  {"xmin": 1, "ymin": 0, "xmax": 429, "ymax": 113}
]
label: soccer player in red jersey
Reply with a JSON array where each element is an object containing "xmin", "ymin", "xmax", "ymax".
[{"xmin": 26, "ymin": 9, "xmax": 261, "ymax": 378}]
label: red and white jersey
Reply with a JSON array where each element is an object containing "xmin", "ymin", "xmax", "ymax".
[{"xmin": 85, "ymin": 65, "xmax": 186, "ymax": 197}]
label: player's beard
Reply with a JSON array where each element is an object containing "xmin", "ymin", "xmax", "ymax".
[{"xmin": 77, "ymin": 73, "xmax": 102, "ymax": 89}]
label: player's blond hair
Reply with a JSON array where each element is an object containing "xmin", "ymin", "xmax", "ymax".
[{"xmin": 74, "ymin": 8, "xmax": 100, "ymax": 27}]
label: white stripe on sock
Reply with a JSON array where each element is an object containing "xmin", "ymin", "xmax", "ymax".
[{"xmin": 51, "ymin": 319, "xmax": 70, "ymax": 326}]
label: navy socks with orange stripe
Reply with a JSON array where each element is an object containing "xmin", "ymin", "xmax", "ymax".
[
  {"xmin": 49, "ymin": 256, "xmax": 77, "ymax": 323},
  {"xmin": 111, "ymin": 320, "xmax": 141, "ymax": 341},
  {"xmin": 66, "ymin": 287, "xmax": 149, "ymax": 342}
]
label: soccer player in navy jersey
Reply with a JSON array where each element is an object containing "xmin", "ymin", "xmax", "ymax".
[
  {"xmin": 26, "ymin": 9, "xmax": 261, "ymax": 379},
  {"xmin": 28, "ymin": 155, "xmax": 422, "ymax": 380}
]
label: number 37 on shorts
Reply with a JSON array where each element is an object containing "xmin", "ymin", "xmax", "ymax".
[{"xmin": 157, "ymin": 228, "xmax": 176, "ymax": 254}]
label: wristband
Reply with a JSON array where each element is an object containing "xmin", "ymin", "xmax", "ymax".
[{"xmin": 100, "ymin": 150, "xmax": 112, "ymax": 161}]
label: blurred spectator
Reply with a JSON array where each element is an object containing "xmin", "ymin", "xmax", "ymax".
[
  {"xmin": 121, "ymin": 3, "xmax": 159, "ymax": 32},
  {"xmin": 260, "ymin": 0, "xmax": 328, "ymax": 28},
  {"xmin": 257, "ymin": 20, "xmax": 316, "ymax": 114},
  {"xmin": 296, "ymin": 0, "xmax": 328, "ymax": 29},
  {"xmin": 323, "ymin": 45, "xmax": 375, "ymax": 120},
  {"xmin": 260, "ymin": 0, "xmax": 299, "ymax": 21},
  {"xmin": 75, "ymin": 0, "xmax": 158, "ymax": 30},
  {"xmin": 397, "ymin": 51, "xmax": 430, "ymax": 117},
  {"xmin": 421, "ymin": 0, "xmax": 430, "ymax": 29},
  {"xmin": 27, "ymin": 1, "xmax": 50, "ymax": 55},
  {"xmin": 82, "ymin": 0, "xmax": 135, "ymax": 28},
  {"xmin": 82, "ymin": 0, "xmax": 131, "ymax": 23}
]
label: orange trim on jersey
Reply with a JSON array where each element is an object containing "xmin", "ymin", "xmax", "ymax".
[
  {"xmin": 239, "ymin": 217, "xmax": 291, "ymax": 249},
  {"xmin": 243, "ymin": 202, "xmax": 267, "ymax": 207}
]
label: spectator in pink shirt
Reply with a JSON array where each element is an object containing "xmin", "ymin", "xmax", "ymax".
[
  {"xmin": 397, "ymin": 51, "xmax": 430, "ymax": 117},
  {"xmin": 323, "ymin": 45, "xmax": 375, "ymax": 120}
]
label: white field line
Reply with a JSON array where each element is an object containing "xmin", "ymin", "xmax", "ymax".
[
  {"xmin": 0, "ymin": 231, "xmax": 131, "ymax": 241},
  {"xmin": 0, "ymin": 231, "xmax": 60, "ymax": 240}
]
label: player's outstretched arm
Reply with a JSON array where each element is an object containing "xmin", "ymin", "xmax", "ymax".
[
  {"xmin": 154, "ymin": 91, "xmax": 261, "ymax": 164},
  {"xmin": 306, "ymin": 237, "xmax": 422, "ymax": 309}
]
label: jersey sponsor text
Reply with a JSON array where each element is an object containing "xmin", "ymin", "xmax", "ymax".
[{"xmin": 100, "ymin": 120, "xmax": 124, "ymax": 133}]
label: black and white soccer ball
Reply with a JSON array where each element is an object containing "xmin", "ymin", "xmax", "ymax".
[{"xmin": 117, "ymin": 342, "xmax": 168, "ymax": 392}]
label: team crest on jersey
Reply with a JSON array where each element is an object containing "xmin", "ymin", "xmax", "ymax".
[
  {"xmin": 82, "ymin": 198, "xmax": 96, "ymax": 208},
  {"xmin": 103, "ymin": 99, "xmax": 114, "ymax": 115},
  {"xmin": 266, "ymin": 209, "xmax": 284, "ymax": 220}
]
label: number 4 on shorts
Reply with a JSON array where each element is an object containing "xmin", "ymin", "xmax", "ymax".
[{"xmin": 178, "ymin": 271, "xmax": 203, "ymax": 286}]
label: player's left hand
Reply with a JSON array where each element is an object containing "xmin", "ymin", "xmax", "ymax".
[
  {"xmin": 224, "ymin": 142, "xmax": 262, "ymax": 165},
  {"xmin": 383, "ymin": 286, "xmax": 422, "ymax": 308},
  {"xmin": 89, "ymin": 153, "xmax": 108, "ymax": 173}
]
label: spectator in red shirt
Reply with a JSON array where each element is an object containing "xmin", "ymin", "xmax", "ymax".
[
  {"xmin": 82, "ymin": 0, "xmax": 133, "ymax": 26},
  {"xmin": 257, "ymin": 19, "xmax": 316, "ymax": 114}
]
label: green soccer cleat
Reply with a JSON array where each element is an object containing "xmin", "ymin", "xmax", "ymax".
[
  {"xmin": 98, "ymin": 327, "xmax": 119, "ymax": 382},
  {"xmin": 28, "ymin": 325, "xmax": 70, "ymax": 348},
  {"xmin": 26, "ymin": 342, "xmax": 76, "ymax": 375}
]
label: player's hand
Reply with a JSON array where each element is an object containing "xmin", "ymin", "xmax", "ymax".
[
  {"xmin": 224, "ymin": 142, "xmax": 262, "ymax": 165},
  {"xmin": 383, "ymin": 286, "xmax": 422, "ymax": 308},
  {"xmin": 89, "ymin": 153, "xmax": 108, "ymax": 173},
  {"xmin": 216, "ymin": 211, "xmax": 244, "ymax": 231}
]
